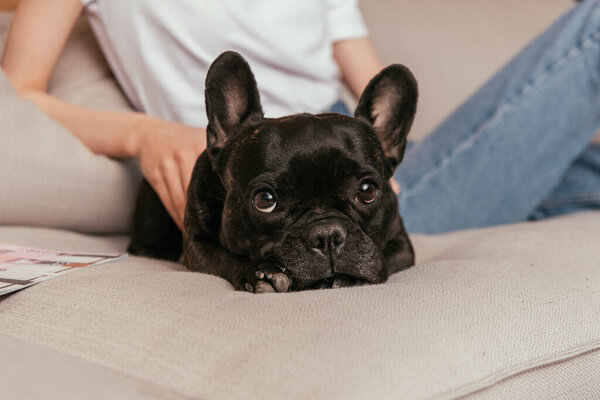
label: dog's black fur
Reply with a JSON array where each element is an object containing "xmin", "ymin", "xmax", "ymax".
[{"xmin": 129, "ymin": 51, "xmax": 417, "ymax": 293}]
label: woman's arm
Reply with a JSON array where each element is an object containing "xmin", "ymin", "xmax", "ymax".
[
  {"xmin": 3, "ymin": 0, "xmax": 148, "ymax": 159},
  {"xmin": 1, "ymin": 0, "xmax": 204, "ymax": 229},
  {"xmin": 333, "ymin": 37, "xmax": 384, "ymax": 99}
]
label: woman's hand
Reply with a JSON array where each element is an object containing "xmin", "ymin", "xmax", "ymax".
[{"xmin": 133, "ymin": 117, "xmax": 206, "ymax": 231}]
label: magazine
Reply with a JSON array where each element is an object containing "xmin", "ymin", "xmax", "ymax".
[{"xmin": 0, "ymin": 243, "xmax": 126, "ymax": 296}]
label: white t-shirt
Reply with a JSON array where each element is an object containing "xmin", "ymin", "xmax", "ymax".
[{"xmin": 80, "ymin": 0, "xmax": 368, "ymax": 128}]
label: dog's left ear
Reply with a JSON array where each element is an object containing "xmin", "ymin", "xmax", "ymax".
[
  {"xmin": 355, "ymin": 64, "xmax": 418, "ymax": 178},
  {"xmin": 205, "ymin": 51, "xmax": 264, "ymax": 169}
]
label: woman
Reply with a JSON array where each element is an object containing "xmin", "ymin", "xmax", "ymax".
[
  {"xmin": 2, "ymin": 0, "xmax": 383, "ymax": 231},
  {"xmin": 2, "ymin": 0, "xmax": 599, "ymax": 234}
]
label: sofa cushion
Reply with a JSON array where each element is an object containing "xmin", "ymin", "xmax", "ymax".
[
  {"xmin": 0, "ymin": 66, "xmax": 142, "ymax": 234},
  {"xmin": 464, "ymin": 348, "xmax": 600, "ymax": 399},
  {"xmin": 0, "ymin": 13, "xmax": 141, "ymax": 234},
  {"xmin": 1, "ymin": 212, "xmax": 599, "ymax": 399},
  {"xmin": 0, "ymin": 332, "xmax": 184, "ymax": 400}
]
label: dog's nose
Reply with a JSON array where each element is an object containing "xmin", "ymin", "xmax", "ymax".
[{"xmin": 306, "ymin": 223, "xmax": 347, "ymax": 258}]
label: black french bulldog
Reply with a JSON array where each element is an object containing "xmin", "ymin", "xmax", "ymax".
[{"xmin": 129, "ymin": 51, "xmax": 416, "ymax": 293}]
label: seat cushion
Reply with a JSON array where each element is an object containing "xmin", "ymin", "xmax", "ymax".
[
  {"xmin": 0, "ymin": 332, "xmax": 184, "ymax": 400},
  {"xmin": 0, "ymin": 12, "xmax": 141, "ymax": 234},
  {"xmin": 1, "ymin": 212, "xmax": 599, "ymax": 399}
]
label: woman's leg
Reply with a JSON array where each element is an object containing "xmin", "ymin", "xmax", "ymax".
[
  {"xmin": 529, "ymin": 143, "xmax": 600, "ymax": 219},
  {"xmin": 395, "ymin": 0, "xmax": 600, "ymax": 234}
]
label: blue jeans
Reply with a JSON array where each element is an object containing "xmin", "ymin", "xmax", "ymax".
[{"xmin": 333, "ymin": 0, "xmax": 600, "ymax": 234}]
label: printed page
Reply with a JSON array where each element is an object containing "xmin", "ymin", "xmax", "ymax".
[{"xmin": 0, "ymin": 244, "xmax": 126, "ymax": 296}]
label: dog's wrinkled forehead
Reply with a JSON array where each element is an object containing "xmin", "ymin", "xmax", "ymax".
[{"xmin": 225, "ymin": 113, "xmax": 384, "ymax": 189}]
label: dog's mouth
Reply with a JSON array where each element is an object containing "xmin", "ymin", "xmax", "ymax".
[
  {"xmin": 300, "ymin": 274, "xmax": 371, "ymax": 290},
  {"xmin": 258, "ymin": 252, "xmax": 375, "ymax": 290},
  {"xmin": 253, "ymin": 227, "xmax": 386, "ymax": 291}
]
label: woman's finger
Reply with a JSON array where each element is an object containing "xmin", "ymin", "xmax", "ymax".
[
  {"xmin": 152, "ymin": 177, "xmax": 182, "ymax": 230},
  {"xmin": 161, "ymin": 159, "xmax": 187, "ymax": 229},
  {"xmin": 177, "ymin": 152, "xmax": 196, "ymax": 202},
  {"xmin": 389, "ymin": 177, "xmax": 401, "ymax": 195}
]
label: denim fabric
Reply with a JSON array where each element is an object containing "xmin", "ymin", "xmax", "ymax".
[
  {"xmin": 529, "ymin": 143, "xmax": 600, "ymax": 219},
  {"xmin": 329, "ymin": 100, "xmax": 352, "ymax": 116},
  {"xmin": 329, "ymin": 0, "xmax": 600, "ymax": 233},
  {"xmin": 394, "ymin": 0, "xmax": 600, "ymax": 233}
]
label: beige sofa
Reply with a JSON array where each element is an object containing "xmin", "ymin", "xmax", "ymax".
[{"xmin": 2, "ymin": 1, "xmax": 600, "ymax": 399}]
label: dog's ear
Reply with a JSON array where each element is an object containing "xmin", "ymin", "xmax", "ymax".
[
  {"xmin": 205, "ymin": 51, "xmax": 264, "ymax": 167},
  {"xmin": 355, "ymin": 64, "xmax": 418, "ymax": 178}
]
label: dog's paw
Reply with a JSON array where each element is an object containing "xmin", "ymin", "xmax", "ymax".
[{"xmin": 244, "ymin": 263, "xmax": 292, "ymax": 294}]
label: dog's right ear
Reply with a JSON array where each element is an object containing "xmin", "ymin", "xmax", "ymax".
[{"xmin": 205, "ymin": 51, "xmax": 264, "ymax": 169}]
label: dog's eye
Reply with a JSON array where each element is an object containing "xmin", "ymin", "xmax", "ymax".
[
  {"xmin": 254, "ymin": 190, "xmax": 277, "ymax": 213},
  {"xmin": 355, "ymin": 182, "xmax": 379, "ymax": 205}
]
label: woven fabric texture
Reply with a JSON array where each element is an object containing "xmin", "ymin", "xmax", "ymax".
[{"xmin": 1, "ymin": 212, "xmax": 599, "ymax": 399}]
